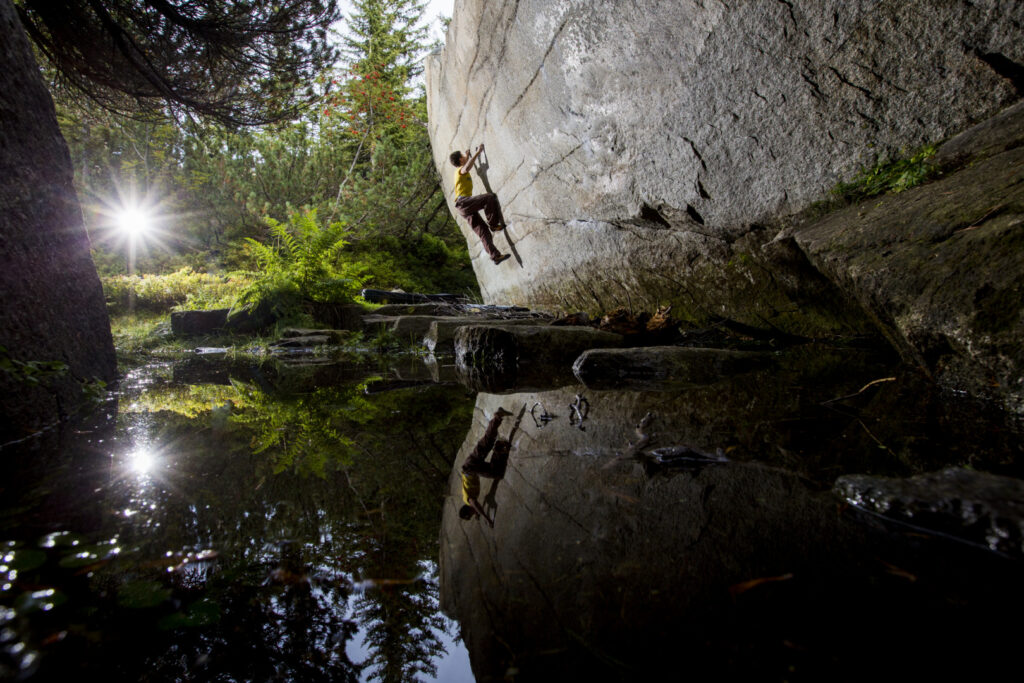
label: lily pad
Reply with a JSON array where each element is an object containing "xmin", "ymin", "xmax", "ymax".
[
  {"xmin": 158, "ymin": 599, "xmax": 221, "ymax": 630},
  {"xmin": 13, "ymin": 588, "xmax": 68, "ymax": 615},
  {"xmin": 58, "ymin": 546, "xmax": 103, "ymax": 568},
  {"xmin": 6, "ymin": 549, "xmax": 46, "ymax": 572},
  {"xmin": 117, "ymin": 580, "xmax": 171, "ymax": 608},
  {"xmin": 38, "ymin": 531, "xmax": 86, "ymax": 549}
]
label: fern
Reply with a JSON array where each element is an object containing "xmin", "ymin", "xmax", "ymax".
[{"xmin": 232, "ymin": 208, "xmax": 367, "ymax": 322}]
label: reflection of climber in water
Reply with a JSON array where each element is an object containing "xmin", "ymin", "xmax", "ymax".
[{"xmin": 459, "ymin": 407, "xmax": 516, "ymax": 526}]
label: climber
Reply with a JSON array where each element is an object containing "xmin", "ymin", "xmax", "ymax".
[
  {"xmin": 459, "ymin": 407, "xmax": 515, "ymax": 526},
  {"xmin": 449, "ymin": 143, "xmax": 511, "ymax": 265}
]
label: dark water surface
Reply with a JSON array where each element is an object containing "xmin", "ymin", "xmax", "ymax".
[{"xmin": 1, "ymin": 346, "xmax": 1022, "ymax": 681}]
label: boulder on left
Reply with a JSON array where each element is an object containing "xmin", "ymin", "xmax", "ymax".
[{"xmin": 0, "ymin": 0, "xmax": 116, "ymax": 443}]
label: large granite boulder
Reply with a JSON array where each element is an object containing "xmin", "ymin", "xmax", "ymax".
[
  {"xmin": 0, "ymin": 0, "xmax": 116, "ymax": 442},
  {"xmin": 427, "ymin": 0, "xmax": 1024, "ymax": 408},
  {"xmin": 428, "ymin": 0, "xmax": 1021, "ymax": 305}
]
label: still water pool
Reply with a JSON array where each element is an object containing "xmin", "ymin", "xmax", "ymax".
[{"xmin": 1, "ymin": 346, "xmax": 1022, "ymax": 681}]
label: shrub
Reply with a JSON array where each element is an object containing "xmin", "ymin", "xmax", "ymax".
[
  {"xmin": 233, "ymin": 209, "xmax": 367, "ymax": 321},
  {"xmin": 831, "ymin": 144, "xmax": 940, "ymax": 204},
  {"xmin": 347, "ymin": 233, "xmax": 478, "ymax": 294},
  {"xmin": 101, "ymin": 268, "xmax": 251, "ymax": 314}
]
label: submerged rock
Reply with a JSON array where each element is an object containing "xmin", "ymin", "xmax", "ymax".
[
  {"xmin": 455, "ymin": 324, "xmax": 623, "ymax": 392},
  {"xmin": 835, "ymin": 468, "xmax": 1024, "ymax": 558},
  {"xmin": 573, "ymin": 346, "xmax": 772, "ymax": 390}
]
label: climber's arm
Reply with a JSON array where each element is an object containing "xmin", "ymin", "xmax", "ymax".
[{"xmin": 460, "ymin": 144, "xmax": 485, "ymax": 175}]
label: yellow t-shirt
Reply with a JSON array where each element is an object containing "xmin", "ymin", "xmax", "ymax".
[
  {"xmin": 454, "ymin": 169, "xmax": 473, "ymax": 199},
  {"xmin": 461, "ymin": 472, "xmax": 480, "ymax": 505}
]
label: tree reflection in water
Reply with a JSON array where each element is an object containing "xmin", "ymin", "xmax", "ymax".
[{"xmin": 0, "ymin": 362, "xmax": 474, "ymax": 681}]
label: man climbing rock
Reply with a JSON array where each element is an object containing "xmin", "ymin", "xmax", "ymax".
[{"xmin": 449, "ymin": 144, "xmax": 511, "ymax": 265}]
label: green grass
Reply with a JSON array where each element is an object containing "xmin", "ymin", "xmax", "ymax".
[
  {"xmin": 109, "ymin": 313, "xmax": 273, "ymax": 365},
  {"xmin": 829, "ymin": 144, "xmax": 941, "ymax": 205},
  {"xmin": 102, "ymin": 268, "xmax": 253, "ymax": 315}
]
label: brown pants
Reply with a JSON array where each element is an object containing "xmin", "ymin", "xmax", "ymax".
[
  {"xmin": 463, "ymin": 413, "xmax": 510, "ymax": 479},
  {"xmin": 455, "ymin": 193, "xmax": 505, "ymax": 261}
]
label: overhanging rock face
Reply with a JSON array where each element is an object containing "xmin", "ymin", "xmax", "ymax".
[{"xmin": 426, "ymin": 0, "xmax": 1022, "ymax": 324}]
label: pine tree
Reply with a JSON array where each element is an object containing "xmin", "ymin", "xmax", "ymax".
[
  {"xmin": 17, "ymin": 0, "xmax": 340, "ymax": 125},
  {"xmin": 342, "ymin": 0, "xmax": 429, "ymax": 92}
]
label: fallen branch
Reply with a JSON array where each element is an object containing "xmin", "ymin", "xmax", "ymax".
[{"xmin": 822, "ymin": 376, "xmax": 896, "ymax": 404}]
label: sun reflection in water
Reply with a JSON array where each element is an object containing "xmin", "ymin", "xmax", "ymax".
[{"xmin": 129, "ymin": 449, "xmax": 158, "ymax": 477}]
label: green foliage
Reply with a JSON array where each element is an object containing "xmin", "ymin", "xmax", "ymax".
[
  {"xmin": 108, "ymin": 313, "xmax": 172, "ymax": 357},
  {"xmin": 0, "ymin": 346, "xmax": 69, "ymax": 386},
  {"xmin": 101, "ymin": 268, "xmax": 252, "ymax": 314},
  {"xmin": 831, "ymin": 144, "xmax": 940, "ymax": 204},
  {"xmin": 343, "ymin": 0, "xmax": 429, "ymax": 87},
  {"xmin": 123, "ymin": 383, "xmax": 259, "ymax": 418},
  {"xmin": 81, "ymin": 378, "xmax": 109, "ymax": 407},
  {"xmin": 234, "ymin": 209, "xmax": 367, "ymax": 321},
  {"xmin": 90, "ymin": 247, "xmax": 128, "ymax": 278},
  {"xmin": 229, "ymin": 379, "xmax": 381, "ymax": 477},
  {"xmin": 54, "ymin": 0, "xmax": 478, "ymax": 302},
  {"xmin": 26, "ymin": 0, "xmax": 340, "ymax": 126},
  {"xmin": 108, "ymin": 313, "xmax": 277, "ymax": 363},
  {"xmin": 349, "ymin": 233, "xmax": 477, "ymax": 293}
]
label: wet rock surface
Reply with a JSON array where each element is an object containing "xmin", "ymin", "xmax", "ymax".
[
  {"xmin": 792, "ymin": 124, "xmax": 1024, "ymax": 412},
  {"xmin": 573, "ymin": 346, "xmax": 773, "ymax": 390},
  {"xmin": 364, "ymin": 303, "xmax": 547, "ymax": 343},
  {"xmin": 424, "ymin": 316, "xmax": 552, "ymax": 354},
  {"xmin": 441, "ymin": 387, "xmax": 1024, "ymax": 680},
  {"xmin": 454, "ymin": 324, "xmax": 623, "ymax": 392},
  {"xmin": 835, "ymin": 468, "xmax": 1024, "ymax": 558}
]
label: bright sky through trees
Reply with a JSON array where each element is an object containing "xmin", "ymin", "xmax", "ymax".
[{"xmin": 340, "ymin": 0, "xmax": 453, "ymax": 42}]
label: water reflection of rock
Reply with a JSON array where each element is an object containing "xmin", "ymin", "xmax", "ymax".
[
  {"xmin": 440, "ymin": 388, "xmax": 1024, "ymax": 680},
  {"xmin": 0, "ymin": 393, "xmax": 119, "ymax": 538}
]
